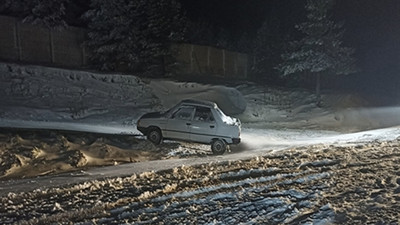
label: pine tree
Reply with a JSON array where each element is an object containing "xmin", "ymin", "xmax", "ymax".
[
  {"xmin": 215, "ymin": 28, "xmax": 232, "ymax": 50},
  {"xmin": 185, "ymin": 20, "xmax": 216, "ymax": 46},
  {"xmin": 236, "ymin": 32, "xmax": 252, "ymax": 53},
  {"xmin": 0, "ymin": 0, "xmax": 70, "ymax": 28},
  {"xmin": 84, "ymin": 0, "xmax": 186, "ymax": 74},
  {"xmin": 279, "ymin": 0, "xmax": 357, "ymax": 105},
  {"xmin": 252, "ymin": 13, "xmax": 285, "ymax": 83}
]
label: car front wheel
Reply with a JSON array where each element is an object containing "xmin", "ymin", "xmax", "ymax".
[
  {"xmin": 147, "ymin": 128, "xmax": 162, "ymax": 145},
  {"xmin": 211, "ymin": 139, "xmax": 226, "ymax": 155}
]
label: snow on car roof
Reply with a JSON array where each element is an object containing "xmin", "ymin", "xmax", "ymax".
[{"xmin": 180, "ymin": 99, "xmax": 217, "ymax": 108}]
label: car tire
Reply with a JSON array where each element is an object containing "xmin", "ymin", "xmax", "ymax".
[
  {"xmin": 211, "ymin": 139, "xmax": 226, "ymax": 155},
  {"xmin": 147, "ymin": 128, "xmax": 162, "ymax": 145}
]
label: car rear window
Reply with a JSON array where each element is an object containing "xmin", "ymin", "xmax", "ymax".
[
  {"xmin": 194, "ymin": 106, "xmax": 214, "ymax": 122},
  {"xmin": 215, "ymin": 107, "xmax": 236, "ymax": 125}
]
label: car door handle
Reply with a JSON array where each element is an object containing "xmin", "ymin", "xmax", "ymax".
[
  {"xmin": 186, "ymin": 123, "xmax": 191, "ymax": 126},
  {"xmin": 210, "ymin": 125, "xmax": 215, "ymax": 128}
]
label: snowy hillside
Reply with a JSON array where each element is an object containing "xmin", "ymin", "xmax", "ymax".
[
  {"xmin": 0, "ymin": 63, "xmax": 158, "ymax": 134},
  {"xmin": 0, "ymin": 63, "xmax": 249, "ymax": 134},
  {"xmin": 2, "ymin": 63, "xmax": 400, "ymax": 135},
  {"xmin": 0, "ymin": 63, "xmax": 327, "ymax": 133},
  {"xmin": 2, "ymin": 62, "xmax": 400, "ymax": 136}
]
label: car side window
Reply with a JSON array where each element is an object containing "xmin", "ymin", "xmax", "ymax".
[
  {"xmin": 194, "ymin": 106, "xmax": 214, "ymax": 122},
  {"xmin": 171, "ymin": 107, "xmax": 194, "ymax": 120}
]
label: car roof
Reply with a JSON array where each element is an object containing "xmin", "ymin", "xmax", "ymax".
[{"xmin": 180, "ymin": 99, "xmax": 216, "ymax": 108}]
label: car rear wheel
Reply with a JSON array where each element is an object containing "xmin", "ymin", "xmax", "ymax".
[
  {"xmin": 147, "ymin": 128, "xmax": 162, "ymax": 145},
  {"xmin": 211, "ymin": 139, "xmax": 226, "ymax": 155}
]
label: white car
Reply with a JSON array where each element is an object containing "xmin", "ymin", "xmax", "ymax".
[{"xmin": 137, "ymin": 99, "xmax": 241, "ymax": 154}]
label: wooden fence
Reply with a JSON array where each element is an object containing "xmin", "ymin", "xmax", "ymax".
[{"xmin": 0, "ymin": 15, "xmax": 248, "ymax": 78}]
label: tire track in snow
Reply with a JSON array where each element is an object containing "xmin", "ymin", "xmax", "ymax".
[
  {"xmin": 2, "ymin": 140, "xmax": 400, "ymax": 224},
  {"xmin": 0, "ymin": 149, "xmax": 336, "ymax": 224}
]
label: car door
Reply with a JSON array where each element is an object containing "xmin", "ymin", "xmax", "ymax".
[
  {"xmin": 190, "ymin": 106, "xmax": 217, "ymax": 143},
  {"xmin": 164, "ymin": 106, "xmax": 195, "ymax": 141}
]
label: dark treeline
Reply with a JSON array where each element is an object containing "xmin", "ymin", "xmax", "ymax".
[{"xmin": 1, "ymin": 0, "xmax": 400, "ymax": 100}]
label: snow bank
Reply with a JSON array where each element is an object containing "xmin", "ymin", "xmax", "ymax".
[
  {"xmin": 0, "ymin": 63, "xmax": 158, "ymax": 134},
  {"xmin": 235, "ymin": 83, "xmax": 320, "ymax": 125},
  {"xmin": 1, "ymin": 62, "xmax": 400, "ymax": 135},
  {"xmin": 0, "ymin": 63, "xmax": 248, "ymax": 133}
]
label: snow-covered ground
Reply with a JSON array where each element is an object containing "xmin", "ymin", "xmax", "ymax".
[
  {"xmin": 0, "ymin": 63, "xmax": 246, "ymax": 134},
  {"xmin": 2, "ymin": 62, "xmax": 400, "ymax": 136},
  {"xmin": 2, "ymin": 140, "xmax": 400, "ymax": 224},
  {"xmin": 0, "ymin": 63, "xmax": 157, "ymax": 134},
  {"xmin": 1, "ymin": 62, "xmax": 400, "ymax": 224}
]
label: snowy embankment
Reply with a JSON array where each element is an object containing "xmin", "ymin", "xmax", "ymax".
[
  {"xmin": 0, "ymin": 62, "xmax": 332, "ymax": 134},
  {"xmin": 0, "ymin": 63, "xmax": 248, "ymax": 134},
  {"xmin": 0, "ymin": 63, "xmax": 157, "ymax": 134},
  {"xmin": 2, "ymin": 62, "xmax": 400, "ymax": 135},
  {"xmin": 3, "ymin": 62, "xmax": 400, "ymax": 159},
  {"xmin": 2, "ymin": 62, "xmax": 400, "ymax": 172}
]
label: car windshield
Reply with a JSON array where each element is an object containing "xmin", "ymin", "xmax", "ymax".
[
  {"xmin": 163, "ymin": 104, "xmax": 180, "ymax": 116},
  {"xmin": 215, "ymin": 107, "xmax": 235, "ymax": 125}
]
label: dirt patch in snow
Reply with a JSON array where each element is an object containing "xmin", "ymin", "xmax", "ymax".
[
  {"xmin": 0, "ymin": 129, "xmax": 208, "ymax": 180},
  {"xmin": 2, "ymin": 139, "xmax": 400, "ymax": 224}
]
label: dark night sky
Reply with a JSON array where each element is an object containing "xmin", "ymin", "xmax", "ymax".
[
  {"xmin": 180, "ymin": 0, "xmax": 400, "ymax": 97},
  {"xmin": 335, "ymin": 0, "xmax": 400, "ymax": 95},
  {"xmin": 179, "ymin": 0, "xmax": 305, "ymax": 36}
]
